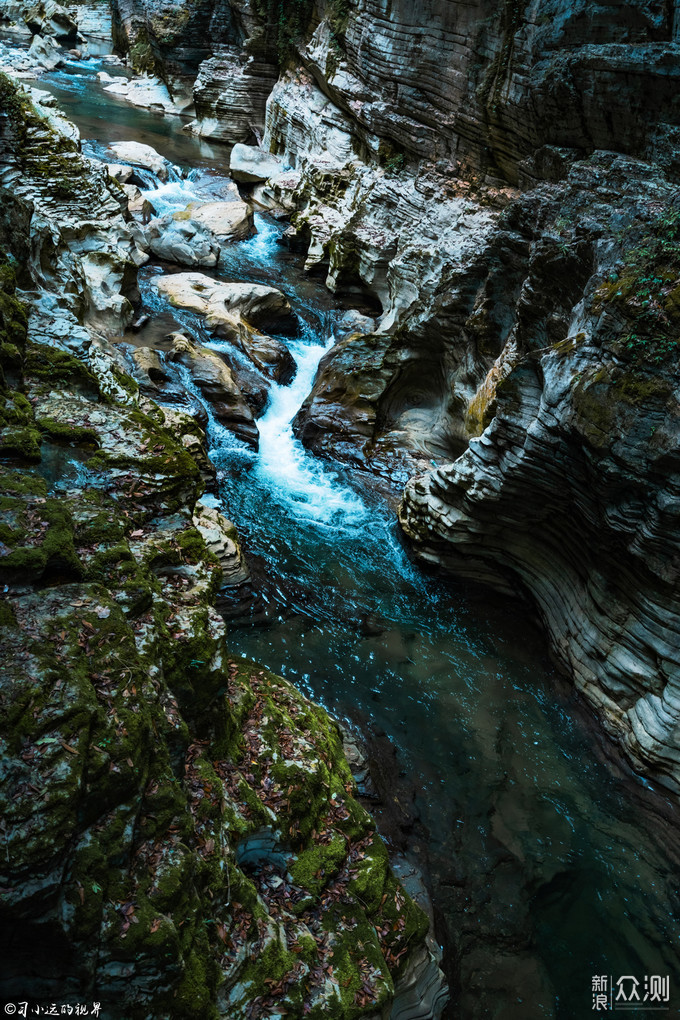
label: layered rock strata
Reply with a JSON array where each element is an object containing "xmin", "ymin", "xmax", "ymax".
[
  {"xmin": 0, "ymin": 74, "xmax": 142, "ymax": 359},
  {"xmin": 400, "ymin": 155, "xmax": 680, "ymax": 794},
  {"xmin": 112, "ymin": 0, "xmax": 279, "ymax": 135}
]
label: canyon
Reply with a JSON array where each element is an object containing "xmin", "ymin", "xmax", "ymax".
[{"xmin": 1, "ymin": 0, "xmax": 680, "ymax": 1017}]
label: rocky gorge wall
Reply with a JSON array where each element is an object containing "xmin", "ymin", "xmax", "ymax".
[
  {"xmin": 107, "ymin": 0, "xmax": 680, "ymax": 795},
  {"xmin": 0, "ymin": 72, "xmax": 446, "ymax": 1017}
]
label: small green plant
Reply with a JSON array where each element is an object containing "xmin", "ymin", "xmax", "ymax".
[
  {"xmin": 385, "ymin": 153, "xmax": 405, "ymax": 175},
  {"xmin": 253, "ymin": 0, "xmax": 316, "ymax": 65},
  {"xmin": 594, "ymin": 208, "xmax": 680, "ymax": 364},
  {"xmin": 378, "ymin": 141, "xmax": 406, "ymax": 175}
]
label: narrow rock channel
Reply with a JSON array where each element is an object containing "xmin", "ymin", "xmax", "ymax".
[{"xmin": 1, "ymin": 2, "xmax": 680, "ymax": 1018}]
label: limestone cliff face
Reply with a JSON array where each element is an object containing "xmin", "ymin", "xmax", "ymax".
[
  {"xmin": 112, "ymin": 0, "xmax": 279, "ymax": 135},
  {"xmin": 0, "ymin": 76, "xmax": 438, "ymax": 1018},
  {"xmin": 400, "ymin": 154, "xmax": 680, "ymax": 794},
  {"xmin": 0, "ymin": 74, "xmax": 140, "ymax": 352},
  {"xmin": 305, "ymin": 0, "xmax": 680, "ymax": 180},
  {"xmin": 111, "ymin": 0, "xmax": 680, "ymax": 174}
]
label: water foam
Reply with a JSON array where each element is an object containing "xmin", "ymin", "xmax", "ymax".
[{"xmin": 253, "ymin": 331, "xmax": 368, "ymax": 528}]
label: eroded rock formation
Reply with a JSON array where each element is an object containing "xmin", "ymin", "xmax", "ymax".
[{"xmin": 400, "ymin": 154, "xmax": 680, "ymax": 794}]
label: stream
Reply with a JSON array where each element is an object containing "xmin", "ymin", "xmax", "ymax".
[{"xmin": 25, "ymin": 55, "xmax": 680, "ymax": 1019}]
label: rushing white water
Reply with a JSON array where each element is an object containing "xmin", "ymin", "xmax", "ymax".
[
  {"xmin": 254, "ymin": 332, "xmax": 368, "ymax": 527},
  {"xmin": 137, "ymin": 168, "xmax": 369, "ymax": 529},
  {"xmin": 143, "ymin": 178, "xmax": 204, "ymax": 216}
]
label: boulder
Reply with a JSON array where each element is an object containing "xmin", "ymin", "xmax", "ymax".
[
  {"xmin": 107, "ymin": 140, "xmax": 172, "ymax": 182},
  {"xmin": 107, "ymin": 162, "xmax": 133, "ymax": 184},
  {"xmin": 130, "ymin": 347, "xmax": 171, "ymax": 389},
  {"xmin": 144, "ymin": 213, "xmax": 221, "ymax": 267},
  {"xmin": 178, "ymin": 200, "xmax": 253, "ymax": 241},
  {"xmin": 192, "ymin": 502, "xmax": 251, "ymax": 586},
  {"xmin": 229, "ymin": 143, "xmax": 285, "ymax": 184},
  {"xmin": 102, "ymin": 75, "xmax": 182, "ymax": 115},
  {"xmin": 121, "ymin": 183, "xmax": 152, "ymax": 217},
  {"xmin": 24, "ymin": 0, "xmax": 77, "ymax": 40},
  {"xmin": 167, "ymin": 332, "xmax": 259, "ymax": 448},
  {"xmin": 156, "ymin": 272, "xmax": 292, "ymax": 330},
  {"xmin": 28, "ymin": 33, "xmax": 63, "ymax": 70},
  {"xmin": 155, "ymin": 273, "xmax": 296, "ymax": 383},
  {"xmin": 336, "ymin": 309, "xmax": 376, "ymax": 339}
]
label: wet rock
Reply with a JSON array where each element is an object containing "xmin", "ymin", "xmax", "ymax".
[
  {"xmin": 107, "ymin": 139, "xmax": 173, "ymax": 181},
  {"xmin": 27, "ymin": 32, "xmax": 63, "ymax": 70},
  {"xmin": 229, "ymin": 142, "xmax": 285, "ymax": 184},
  {"xmin": 192, "ymin": 500, "xmax": 250, "ymax": 586},
  {"xmin": 120, "ymin": 182, "xmax": 153, "ymax": 217},
  {"xmin": 106, "ymin": 162, "xmax": 133, "ymax": 184},
  {"xmin": 399, "ymin": 155, "xmax": 680, "ymax": 795},
  {"xmin": 189, "ymin": 51, "xmax": 279, "ymax": 144},
  {"xmin": 129, "ymin": 346, "xmax": 171, "ymax": 388},
  {"xmin": 17, "ymin": 0, "xmax": 78, "ymax": 40},
  {"xmin": 0, "ymin": 76, "xmax": 138, "ymax": 343},
  {"xmin": 179, "ymin": 199, "xmax": 254, "ymax": 242},
  {"xmin": 142, "ymin": 212, "xmax": 221, "ymax": 267},
  {"xmin": 252, "ymin": 169, "xmax": 303, "ymax": 217},
  {"xmin": 336, "ymin": 309, "xmax": 376, "ymax": 340},
  {"xmin": 167, "ymin": 331, "xmax": 259, "ymax": 448},
  {"xmin": 156, "ymin": 273, "xmax": 296, "ymax": 384},
  {"xmin": 391, "ymin": 943, "xmax": 449, "ymax": 1020},
  {"xmin": 156, "ymin": 272, "xmax": 292, "ymax": 331},
  {"xmin": 220, "ymin": 353, "xmax": 270, "ymax": 416},
  {"xmin": 101, "ymin": 73, "xmax": 184, "ymax": 115}
]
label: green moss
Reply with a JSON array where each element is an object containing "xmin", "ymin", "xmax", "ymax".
[
  {"xmin": 0, "ymin": 424, "xmax": 41, "ymax": 461},
  {"xmin": 230, "ymin": 932, "xmax": 299, "ymax": 1012},
  {"xmin": 0, "ymin": 390, "xmax": 41, "ymax": 461},
  {"xmin": 613, "ymin": 372, "xmax": 672, "ymax": 406},
  {"xmin": 328, "ymin": 0, "xmax": 350, "ymax": 39},
  {"xmin": 593, "ymin": 208, "xmax": 680, "ymax": 364},
  {"xmin": 176, "ymin": 527, "xmax": 217, "ymax": 566},
  {"xmin": 24, "ymin": 342, "xmax": 98, "ymax": 388},
  {"xmin": 0, "ymin": 498, "xmax": 81, "ymax": 579},
  {"xmin": 111, "ymin": 365, "xmax": 139, "ymax": 398},
  {"xmin": 572, "ymin": 364, "xmax": 673, "ymax": 448},
  {"xmin": 89, "ymin": 407, "xmax": 201, "ymax": 484},
  {"xmin": 477, "ymin": 0, "xmax": 525, "ymax": 114},
  {"xmin": 0, "ymin": 74, "xmax": 93, "ymax": 195},
  {"xmin": 38, "ymin": 416, "xmax": 101, "ymax": 447},
  {"xmin": 0, "ymin": 468, "xmax": 46, "ymax": 498},
  {"xmin": 172, "ymin": 933, "xmax": 220, "ymax": 1019},
  {"xmin": 290, "ymin": 834, "xmax": 347, "ymax": 895},
  {"xmin": 0, "ymin": 599, "xmax": 17, "ymax": 628},
  {"xmin": 128, "ymin": 33, "xmax": 156, "ymax": 74},
  {"xmin": 0, "ymin": 253, "xmax": 28, "ymax": 382},
  {"xmin": 70, "ymin": 491, "xmax": 128, "ymax": 545},
  {"xmin": 253, "ymin": 0, "xmax": 316, "ymax": 65}
]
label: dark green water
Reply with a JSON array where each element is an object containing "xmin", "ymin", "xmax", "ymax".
[{"xmin": 32, "ymin": 61, "xmax": 680, "ymax": 1018}]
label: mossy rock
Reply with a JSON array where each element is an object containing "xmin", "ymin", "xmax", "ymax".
[
  {"xmin": 0, "ymin": 495, "xmax": 81, "ymax": 581},
  {"xmin": 0, "ymin": 252, "xmax": 28, "ymax": 382},
  {"xmin": 0, "ymin": 390, "xmax": 41, "ymax": 461}
]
